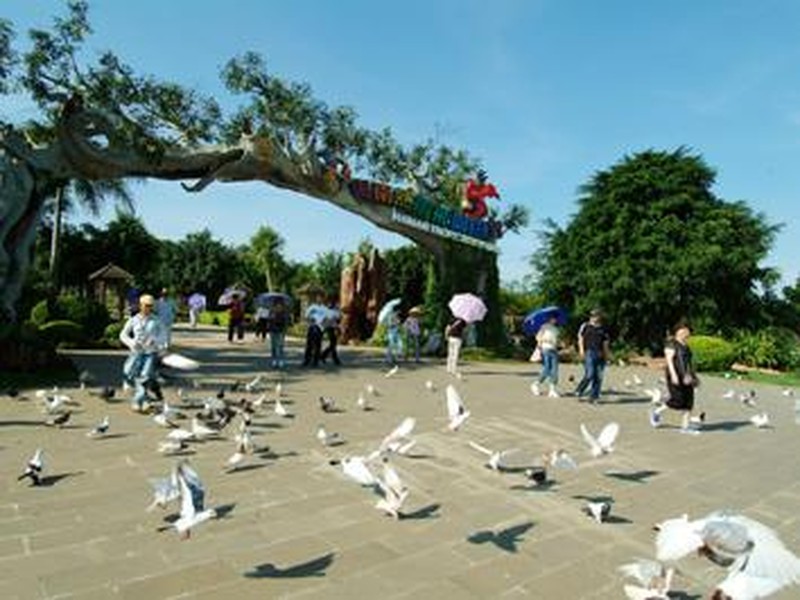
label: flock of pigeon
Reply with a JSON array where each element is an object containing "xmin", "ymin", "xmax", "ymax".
[{"xmin": 8, "ymin": 360, "xmax": 800, "ymax": 599}]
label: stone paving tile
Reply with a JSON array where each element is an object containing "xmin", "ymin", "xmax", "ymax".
[
  {"xmin": 448, "ymin": 552, "xmax": 541, "ymax": 597},
  {"xmin": 116, "ymin": 559, "xmax": 238, "ymax": 599}
]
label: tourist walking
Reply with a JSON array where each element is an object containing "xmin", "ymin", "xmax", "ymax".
[
  {"xmin": 403, "ymin": 310, "xmax": 422, "ymax": 363},
  {"xmin": 650, "ymin": 323, "xmax": 703, "ymax": 433},
  {"xmin": 574, "ymin": 308, "xmax": 610, "ymax": 403},
  {"xmin": 531, "ymin": 314, "xmax": 561, "ymax": 397},
  {"xmin": 227, "ymin": 294, "xmax": 246, "ymax": 343},
  {"xmin": 267, "ymin": 300, "xmax": 290, "ymax": 368},
  {"xmin": 254, "ymin": 305, "xmax": 270, "ymax": 342},
  {"xmin": 155, "ymin": 287, "xmax": 178, "ymax": 347},
  {"xmin": 320, "ymin": 299, "xmax": 342, "ymax": 366},
  {"xmin": 120, "ymin": 294, "xmax": 167, "ymax": 412},
  {"xmin": 385, "ymin": 310, "xmax": 404, "ymax": 366},
  {"xmin": 445, "ymin": 316, "xmax": 467, "ymax": 375}
]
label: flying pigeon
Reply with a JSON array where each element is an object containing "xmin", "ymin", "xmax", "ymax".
[
  {"xmin": 580, "ymin": 422, "xmax": 619, "ymax": 457},
  {"xmin": 618, "ymin": 559, "xmax": 673, "ymax": 600},
  {"xmin": 244, "ymin": 374, "xmax": 264, "ymax": 393},
  {"xmin": 47, "ymin": 410, "xmax": 72, "ymax": 428},
  {"xmin": 585, "ymin": 501, "xmax": 612, "ymax": 523},
  {"xmin": 274, "ymin": 397, "xmax": 290, "ymax": 418},
  {"xmin": 319, "ymin": 396, "xmax": 336, "ymax": 413},
  {"xmin": 654, "ymin": 512, "xmax": 800, "ymax": 599},
  {"xmin": 153, "ymin": 411, "xmax": 178, "ymax": 429},
  {"xmin": 251, "ymin": 393, "xmax": 267, "ymax": 409},
  {"xmin": 372, "ymin": 461, "xmax": 409, "ymax": 519},
  {"xmin": 340, "ymin": 456, "xmax": 378, "ymax": 487},
  {"xmin": 86, "ymin": 416, "xmax": 110, "ymax": 438},
  {"xmin": 18, "ymin": 448, "xmax": 43, "ymax": 486},
  {"xmin": 546, "ymin": 449, "xmax": 579, "ymax": 470},
  {"xmin": 369, "ymin": 417, "xmax": 416, "ymax": 460},
  {"xmin": 173, "ymin": 461, "xmax": 217, "ymax": 539},
  {"xmin": 190, "ymin": 417, "xmax": 219, "ymax": 440},
  {"xmin": 445, "ymin": 385, "xmax": 471, "ymax": 431},
  {"xmin": 750, "ymin": 413, "xmax": 770, "ymax": 429},
  {"xmin": 166, "ymin": 427, "xmax": 195, "ymax": 443},
  {"xmin": 385, "ymin": 365, "xmax": 399, "ymax": 378},
  {"xmin": 468, "ymin": 441, "xmax": 514, "ymax": 471},
  {"xmin": 632, "ymin": 374, "xmax": 643, "ymax": 386},
  {"xmin": 40, "ymin": 393, "xmax": 70, "ymax": 414}
]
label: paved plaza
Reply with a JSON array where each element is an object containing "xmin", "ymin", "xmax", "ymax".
[{"xmin": 1, "ymin": 325, "xmax": 799, "ymax": 599}]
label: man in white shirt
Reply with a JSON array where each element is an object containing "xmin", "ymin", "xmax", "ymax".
[{"xmin": 120, "ymin": 294, "xmax": 167, "ymax": 412}]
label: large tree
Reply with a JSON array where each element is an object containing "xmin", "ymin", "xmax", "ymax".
[
  {"xmin": 0, "ymin": 2, "xmax": 527, "ymax": 349},
  {"xmin": 533, "ymin": 148, "xmax": 779, "ymax": 349}
]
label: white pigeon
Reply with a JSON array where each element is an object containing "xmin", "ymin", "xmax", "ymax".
[
  {"xmin": 40, "ymin": 393, "xmax": 70, "ymax": 414},
  {"xmin": 618, "ymin": 558, "xmax": 674, "ymax": 600},
  {"xmin": 251, "ymin": 393, "xmax": 267, "ymax": 409},
  {"xmin": 546, "ymin": 449, "xmax": 579, "ymax": 470},
  {"xmin": 445, "ymin": 384, "xmax": 471, "ymax": 431},
  {"xmin": 782, "ymin": 388, "xmax": 795, "ymax": 397},
  {"xmin": 722, "ymin": 389, "xmax": 736, "ymax": 399},
  {"xmin": 750, "ymin": 413, "xmax": 770, "ymax": 429},
  {"xmin": 385, "ymin": 365, "xmax": 399, "ymax": 378},
  {"xmin": 585, "ymin": 501, "xmax": 612, "ymax": 523},
  {"xmin": 225, "ymin": 437, "xmax": 249, "ymax": 470},
  {"xmin": 654, "ymin": 512, "xmax": 800, "ymax": 599},
  {"xmin": 274, "ymin": 382, "xmax": 284, "ymax": 397},
  {"xmin": 373, "ymin": 461, "xmax": 409, "ymax": 519},
  {"xmin": 173, "ymin": 461, "xmax": 216, "ymax": 539},
  {"xmin": 274, "ymin": 397, "xmax": 290, "ymax": 418},
  {"xmin": 153, "ymin": 411, "xmax": 178, "ymax": 428},
  {"xmin": 158, "ymin": 439, "xmax": 189, "ymax": 455},
  {"xmin": 739, "ymin": 390, "xmax": 758, "ymax": 407},
  {"xmin": 244, "ymin": 374, "xmax": 264, "ymax": 393},
  {"xmin": 425, "ymin": 380, "xmax": 436, "ymax": 392},
  {"xmin": 468, "ymin": 441, "xmax": 514, "ymax": 471},
  {"xmin": 190, "ymin": 417, "xmax": 219, "ymax": 440},
  {"xmin": 166, "ymin": 427, "xmax": 195, "ymax": 442},
  {"xmin": 580, "ymin": 422, "xmax": 619, "ymax": 457},
  {"xmin": 147, "ymin": 470, "xmax": 180, "ymax": 511},
  {"xmin": 340, "ymin": 456, "xmax": 378, "ymax": 487},
  {"xmin": 632, "ymin": 374, "xmax": 643, "ymax": 386},
  {"xmin": 316, "ymin": 425, "xmax": 341, "ymax": 447},
  {"xmin": 369, "ymin": 417, "xmax": 416, "ymax": 460},
  {"xmin": 624, "ymin": 379, "xmax": 633, "ymax": 388},
  {"xmin": 86, "ymin": 416, "xmax": 110, "ymax": 438},
  {"xmin": 18, "ymin": 448, "xmax": 44, "ymax": 486},
  {"xmin": 356, "ymin": 392, "xmax": 368, "ymax": 411},
  {"xmin": 365, "ymin": 383, "xmax": 379, "ymax": 397}
]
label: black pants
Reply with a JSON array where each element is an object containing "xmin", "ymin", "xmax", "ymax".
[
  {"xmin": 303, "ymin": 325, "xmax": 323, "ymax": 366},
  {"xmin": 320, "ymin": 327, "xmax": 341, "ymax": 365},
  {"xmin": 228, "ymin": 317, "xmax": 244, "ymax": 342}
]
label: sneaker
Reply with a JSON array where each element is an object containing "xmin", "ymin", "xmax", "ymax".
[
  {"xmin": 130, "ymin": 404, "xmax": 143, "ymax": 413},
  {"xmin": 531, "ymin": 382, "xmax": 541, "ymax": 396},
  {"xmin": 649, "ymin": 410, "xmax": 662, "ymax": 428},
  {"xmin": 548, "ymin": 388, "xmax": 560, "ymax": 398}
]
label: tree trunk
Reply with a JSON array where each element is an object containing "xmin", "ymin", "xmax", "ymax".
[{"xmin": 48, "ymin": 186, "xmax": 65, "ymax": 283}]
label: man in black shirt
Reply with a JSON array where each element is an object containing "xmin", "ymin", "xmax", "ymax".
[{"xmin": 574, "ymin": 308, "xmax": 611, "ymax": 402}]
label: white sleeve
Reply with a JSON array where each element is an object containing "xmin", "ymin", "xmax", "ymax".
[{"xmin": 119, "ymin": 317, "xmax": 136, "ymax": 350}]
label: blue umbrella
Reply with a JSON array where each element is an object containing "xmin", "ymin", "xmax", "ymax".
[{"xmin": 522, "ymin": 306, "xmax": 567, "ymax": 336}]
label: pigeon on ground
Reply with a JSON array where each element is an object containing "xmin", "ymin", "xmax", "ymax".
[
  {"xmin": 95, "ymin": 386, "xmax": 116, "ymax": 401},
  {"xmin": 524, "ymin": 467, "xmax": 548, "ymax": 485},
  {"xmin": 153, "ymin": 411, "xmax": 179, "ymax": 429},
  {"xmin": 369, "ymin": 417, "xmax": 416, "ymax": 460},
  {"xmin": 147, "ymin": 469, "xmax": 180, "ymax": 511},
  {"xmin": 274, "ymin": 382, "xmax": 284, "ymax": 397},
  {"xmin": 750, "ymin": 413, "xmax": 770, "ymax": 429},
  {"xmin": 356, "ymin": 392, "xmax": 369, "ymax": 411},
  {"xmin": 86, "ymin": 416, "xmax": 110, "ymax": 437},
  {"xmin": 546, "ymin": 449, "xmax": 579, "ymax": 470},
  {"xmin": 739, "ymin": 390, "xmax": 758, "ymax": 408},
  {"xmin": 425, "ymin": 380, "xmax": 436, "ymax": 392},
  {"xmin": 158, "ymin": 439, "xmax": 189, "ymax": 455},
  {"xmin": 316, "ymin": 425, "xmax": 342, "ymax": 447},
  {"xmin": 173, "ymin": 460, "xmax": 217, "ymax": 539},
  {"xmin": 618, "ymin": 559, "xmax": 673, "ymax": 600},
  {"xmin": 722, "ymin": 389, "xmax": 736, "ymax": 400},
  {"xmin": 385, "ymin": 365, "xmax": 399, "ymax": 378},
  {"xmin": 319, "ymin": 396, "xmax": 336, "ymax": 413},
  {"xmin": 225, "ymin": 431, "xmax": 253, "ymax": 470},
  {"xmin": 47, "ymin": 410, "xmax": 72, "ymax": 428},
  {"xmin": 340, "ymin": 456, "xmax": 378, "ymax": 487},
  {"xmin": 40, "ymin": 392, "xmax": 70, "ymax": 414},
  {"xmin": 190, "ymin": 417, "xmax": 220, "ymax": 440},
  {"xmin": 78, "ymin": 369, "xmax": 95, "ymax": 389},
  {"xmin": 445, "ymin": 385, "xmax": 471, "ymax": 431},
  {"xmin": 274, "ymin": 397, "xmax": 291, "ymax": 418},
  {"xmin": 782, "ymin": 388, "xmax": 795, "ymax": 397},
  {"xmin": 372, "ymin": 461, "xmax": 409, "ymax": 519},
  {"xmin": 654, "ymin": 512, "xmax": 800, "ymax": 599},
  {"xmin": 585, "ymin": 501, "xmax": 612, "ymax": 523},
  {"xmin": 468, "ymin": 441, "xmax": 515, "ymax": 471},
  {"xmin": 365, "ymin": 383, "xmax": 379, "ymax": 397},
  {"xmin": 632, "ymin": 374, "xmax": 643, "ymax": 386},
  {"xmin": 18, "ymin": 448, "xmax": 43, "ymax": 486},
  {"xmin": 580, "ymin": 422, "xmax": 619, "ymax": 457}
]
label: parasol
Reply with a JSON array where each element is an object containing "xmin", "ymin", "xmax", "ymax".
[
  {"xmin": 448, "ymin": 293, "xmax": 487, "ymax": 324},
  {"xmin": 377, "ymin": 298, "xmax": 402, "ymax": 325},
  {"xmin": 522, "ymin": 306, "xmax": 568, "ymax": 337}
]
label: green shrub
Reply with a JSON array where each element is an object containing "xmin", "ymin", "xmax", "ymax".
[
  {"xmin": 734, "ymin": 328, "xmax": 800, "ymax": 370},
  {"xmin": 52, "ymin": 293, "xmax": 110, "ymax": 341},
  {"xmin": 38, "ymin": 320, "xmax": 85, "ymax": 346},
  {"xmin": 103, "ymin": 322, "xmax": 124, "ymax": 348},
  {"xmin": 199, "ymin": 310, "xmax": 229, "ymax": 327},
  {"xmin": 29, "ymin": 300, "xmax": 50, "ymax": 326},
  {"xmin": 688, "ymin": 335, "xmax": 737, "ymax": 372}
]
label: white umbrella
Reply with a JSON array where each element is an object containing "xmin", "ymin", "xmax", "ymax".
[
  {"xmin": 218, "ymin": 288, "xmax": 247, "ymax": 306},
  {"xmin": 377, "ymin": 298, "xmax": 402, "ymax": 325},
  {"xmin": 448, "ymin": 293, "xmax": 487, "ymax": 323}
]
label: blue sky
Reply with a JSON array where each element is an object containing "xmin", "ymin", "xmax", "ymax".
[{"xmin": 4, "ymin": 1, "xmax": 800, "ymax": 288}]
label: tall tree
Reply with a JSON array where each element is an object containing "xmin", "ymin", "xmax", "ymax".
[
  {"xmin": 0, "ymin": 3, "xmax": 527, "ymax": 351},
  {"xmin": 533, "ymin": 148, "xmax": 779, "ymax": 349},
  {"xmin": 247, "ymin": 226, "xmax": 287, "ymax": 292},
  {"xmin": 312, "ymin": 250, "xmax": 345, "ymax": 300}
]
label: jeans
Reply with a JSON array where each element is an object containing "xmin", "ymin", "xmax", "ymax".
[
  {"xmin": 575, "ymin": 350, "xmax": 605, "ymax": 399},
  {"xmin": 538, "ymin": 348, "xmax": 559, "ymax": 384},
  {"xmin": 124, "ymin": 352, "xmax": 158, "ymax": 408},
  {"xmin": 269, "ymin": 331, "xmax": 286, "ymax": 365},
  {"xmin": 386, "ymin": 327, "xmax": 403, "ymax": 364}
]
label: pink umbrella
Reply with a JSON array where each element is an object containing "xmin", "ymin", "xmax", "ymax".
[
  {"xmin": 218, "ymin": 288, "xmax": 247, "ymax": 306},
  {"xmin": 448, "ymin": 293, "xmax": 487, "ymax": 323}
]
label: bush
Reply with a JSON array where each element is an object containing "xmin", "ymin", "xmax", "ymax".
[
  {"xmin": 29, "ymin": 300, "xmax": 50, "ymax": 327},
  {"xmin": 199, "ymin": 310, "xmax": 229, "ymax": 327},
  {"xmin": 734, "ymin": 328, "xmax": 800, "ymax": 371},
  {"xmin": 52, "ymin": 293, "xmax": 110, "ymax": 341},
  {"xmin": 38, "ymin": 320, "xmax": 85, "ymax": 346},
  {"xmin": 688, "ymin": 335, "xmax": 737, "ymax": 372},
  {"xmin": 103, "ymin": 322, "xmax": 124, "ymax": 348}
]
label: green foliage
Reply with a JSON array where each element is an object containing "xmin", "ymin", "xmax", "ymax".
[
  {"xmin": 688, "ymin": 335, "xmax": 737, "ymax": 372},
  {"xmin": 52, "ymin": 292, "xmax": 109, "ymax": 341},
  {"xmin": 200, "ymin": 310, "xmax": 229, "ymax": 327},
  {"xmin": 534, "ymin": 148, "xmax": 780, "ymax": 350},
  {"xmin": 733, "ymin": 328, "xmax": 800, "ymax": 370},
  {"xmin": 247, "ymin": 226, "xmax": 289, "ymax": 292},
  {"xmin": 312, "ymin": 250, "xmax": 345, "ymax": 301},
  {"xmin": 30, "ymin": 300, "xmax": 50, "ymax": 326},
  {"xmin": 383, "ymin": 246, "xmax": 430, "ymax": 308},
  {"xmin": 38, "ymin": 319, "xmax": 84, "ymax": 345},
  {"xmin": 103, "ymin": 321, "xmax": 123, "ymax": 347}
]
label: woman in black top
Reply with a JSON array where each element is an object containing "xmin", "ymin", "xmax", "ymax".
[
  {"xmin": 445, "ymin": 317, "xmax": 467, "ymax": 375},
  {"xmin": 650, "ymin": 323, "xmax": 702, "ymax": 433}
]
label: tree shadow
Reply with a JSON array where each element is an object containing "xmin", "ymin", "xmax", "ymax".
[
  {"xmin": 244, "ymin": 551, "xmax": 334, "ymax": 579},
  {"xmin": 400, "ymin": 503, "xmax": 441, "ymax": 520},
  {"xmin": 38, "ymin": 471, "xmax": 84, "ymax": 487},
  {"xmin": 604, "ymin": 470, "xmax": 659, "ymax": 484},
  {"xmin": 467, "ymin": 521, "xmax": 535, "ymax": 553}
]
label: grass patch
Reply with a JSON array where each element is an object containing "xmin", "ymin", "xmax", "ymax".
[{"xmin": 707, "ymin": 369, "xmax": 800, "ymax": 389}]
